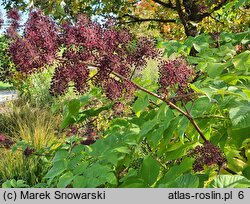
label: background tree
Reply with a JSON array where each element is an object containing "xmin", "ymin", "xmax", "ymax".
[{"xmin": 2, "ymin": 0, "xmax": 250, "ymax": 38}]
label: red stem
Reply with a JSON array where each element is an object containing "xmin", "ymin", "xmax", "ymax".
[{"xmin": 111, "ymin": 71, "xmax": 208, "ymax": 142}]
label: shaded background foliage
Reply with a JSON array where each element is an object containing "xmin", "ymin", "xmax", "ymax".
[{"xmin": 0, "ymin": 35, "xmax": 15, "ymax": 83}]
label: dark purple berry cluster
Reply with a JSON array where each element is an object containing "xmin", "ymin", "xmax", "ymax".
[
  {"xmin": 8, "ymin": 9, "xmax": 58, "ymax": 73},
  {"xmin": 189, "ymin": 141, "xmax": 226, "ymax": 172},
  {"xmin": 23, "ymin": 147, "xmax": 35, "ymax": 157},
  {"xmin": 53, "ymin": 15, "xmax": 159, "ymax": 98},
  {"xmin": 112, "ymin": 102, "xmax": 125, "ymax": 116},
  {"xmin": 80, "ymin": 123, "xmax": 98, "ymax": 145},
  {"xmin": 6, "ymin": 8, "xmax": 20, "ymax": 39},
  {"xmin": 158, "ymin": 58, "xmax": 194, "ymax": 99},
  {"xmin": 67, "ymin": 122, "xmax": 99, "ymax": 146},
  {"xmin": 5, "ymin": 10, "xmax": 159, "ymax": 100},
  {"xmin": 7, "ymin": 9, "xmax": 20, "ymax": 21}
]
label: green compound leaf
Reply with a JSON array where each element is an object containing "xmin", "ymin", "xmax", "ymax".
[
  {"xmin": 57, "ymin": 171, "xmax": 74, "ymax": 188},
  {"xmin": 229, "ymin": 105, "xmax": 250, "ymax": 128},
  {"xmin": 209, "ymin": 175, "xmax": 250, "ymax": 188},
  {"xmin": 140, "ymin": 156, "xmax": 160, "ymax": 186},
  {"xmin": 44, "ymin": 160, "xmax": 67, "ymax": 179},
  {"xmin": 159, "ymin": 173, "xmax": 199, "ymax": 188},
  {"xmin": 207, "ymin": 63, "xmax": 225, "ymax": 78},
  {"xmin": 232, "ymin": 51, "xmax": 250, "ymax": 72}
]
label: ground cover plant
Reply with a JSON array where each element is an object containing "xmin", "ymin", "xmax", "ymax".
[
  {"xmin": 0, "ymin": 1, "xmax": 249, "ymax": 188},
  {"xmin": 0, "ymin": 101, "xmax": 65, "ymax": 186}
]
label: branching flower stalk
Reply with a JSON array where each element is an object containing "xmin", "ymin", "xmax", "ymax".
[
  {"xmin": 111, "ymin": 71, "xmax": 208, "ymax": 142},
  {"xmin": 112, "ymin": 70, "xmax": 234, "ymax": 174}
]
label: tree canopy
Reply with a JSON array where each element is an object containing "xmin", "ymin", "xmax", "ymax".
[{"xmin": 2, "ymin": 0, "xmax": 250, "ymax": 38}]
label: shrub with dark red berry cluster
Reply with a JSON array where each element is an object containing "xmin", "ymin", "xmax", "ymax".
[
  {"xmin": 4, "ymin": 9, "xmax": 160, "ymax": 101},
  {"xmin": 158, "ymin": 58, "xmax": 194, "ymax": 101},
  {"xmin": 8, "ymin": 9, "xmax": 58, "ymax": 73},
  {"xmin": 3, "ymin": 9, "xmax": 199, "ymax": 103},
  {"xmin": 188, "ymin": 141, "xmax": 227, "ymax": 172}
]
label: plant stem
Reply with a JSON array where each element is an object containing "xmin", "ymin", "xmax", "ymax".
[
  {"xmin": 112, "ymin": 71, "xmax": 208, "ymax": 142},
  {"xmin": 194, "ymin": 115, "xmax": 226, "ymax": 119},
  {"xmin": 189, "ymin": 100, "xmax": 195, "ymax": 112},
  {"xmin": 130, "ymin": 66, "xmax": 137, "ymax": 80},
  {"xmin": 224, "ymin": 167, "xmax": 237, "ymax": 175},
  {"xmin": 167, "ymin": 92, "xmax": 202, "ymax": 100}
]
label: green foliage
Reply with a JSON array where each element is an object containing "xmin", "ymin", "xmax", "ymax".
[
  {"xmin": 44, "ymin": 142, "xmax": 120, "ymax": 187},
  {"xmin": 229, "ymin": 105, "xmax": 250, "ymax": 128},
  {"xmin": 41, "ymin": 80, "xmax": 249, "ymax": 188},
  {"xmin": 157, "ymin": 157, "xmax": 194, "ymax": 186},
  {"xmin": 140, "ymin": 156, "xmax": 160, "ymax": 186},
  {"xmin": 16, "ymin": 68, "xmax": 55, "ymax": 107},
  {"xmin": 2, "ymin": 179, "xmax": 30, "ymax": 188},
  {"xmin": 0, "ymin": 35, "xmax": 15, "ymax": 83},
  {"xmin": 60, "ymin": 87, "xmax": 112, "ymax": 130},
  {"xmin": 159, "ymin": 30, "xmax": 250, "ymax": 176},
  {"xmin": 209, "ymin": 175, "xmax": 250, "ymax": 188},
  {"xmin": 159, "ymin": 173, "xmax": 199, "ymax": 188},
  {"xmin": 0, "ymin": 103, "xmax": 64, "ymax": 186},
  {"xmin": 159, "ymin": 30, "xmax": 250, "ymax": 57},
  {"xmin": 0, "ymin": 81, "xmax": 13, "ymax": 90}
]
